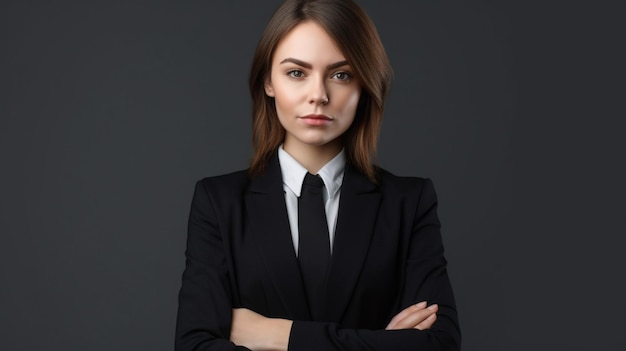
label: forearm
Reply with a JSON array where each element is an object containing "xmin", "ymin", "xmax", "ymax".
[
  {"xmin": 230, "ymin": 308, "xmax": 293, "ymax": 351},
  {"xmin": 289, "ymin": 317, "xmax": 460, "ymax": 351},
  {"xmin": 264, "ymin": 318, "xmax": 292, "ymax": 351},
  {"xmin": 231, "ymin": 307, "xmax": 458, "ymax": 351}
]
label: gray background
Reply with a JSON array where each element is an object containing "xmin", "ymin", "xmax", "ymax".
[{"xmin": 1, "ymin": 1, "xmax": 624, "ymax": 350}]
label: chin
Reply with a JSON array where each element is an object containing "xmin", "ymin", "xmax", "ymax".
[
  {"xmin": 301, "ymin": 140, "xmax": 333, "ymax": 147},
  {"xmin": 290, "ymin": 133, "xmax": 331, "ymax": 146},
  {"xmin": 301, "ymin": 135, "xmax": 340, "ymax": 147},
  {"xmin": 285, "ymin": 129, "xmax": 346, "ymax": 149}
]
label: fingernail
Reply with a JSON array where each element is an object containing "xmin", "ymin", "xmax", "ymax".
[
  {"xmin": 427, "ymin": 304, "xmax": 438, "ymax": 310},
  {"xmin": 416, "ymin": 301, "xmax": 427, "ymax": 307}
]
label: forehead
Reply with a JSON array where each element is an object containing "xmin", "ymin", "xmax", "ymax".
[{"xmin": 272, "ymin": 21, "xmax": 346, "ymax": 64}]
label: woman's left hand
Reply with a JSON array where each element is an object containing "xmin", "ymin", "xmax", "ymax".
[
  {"xmin": 385, "ymin": 301, "xmax": 438, "ymax": 330},
  {"xmin": 230, "ymin": 308, "xmax": 292, "ymax": 351}
]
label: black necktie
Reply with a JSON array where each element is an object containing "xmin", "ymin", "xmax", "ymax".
[{"xmin": 298, "ymin": 173, "xmax": 330, "ymax": 318}]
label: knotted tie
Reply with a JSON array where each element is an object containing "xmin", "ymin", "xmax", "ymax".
[{"xmin": 298, "ymin": 173, "xmax": 330, "ymax": 318}]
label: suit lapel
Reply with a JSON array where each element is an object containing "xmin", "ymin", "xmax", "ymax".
[
  {"xmin": 245, "ymin": 155, "xmax": 311, "ymax": 320},
  {"xmin": 323, "ymin": 164, "xmax": 381, "ymax": 322}
]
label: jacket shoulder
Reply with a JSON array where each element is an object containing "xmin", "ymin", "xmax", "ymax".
[
  {"xmin": 376, "ymin": 167, "xmax": 433, "ymax": 193},
  {"xmin": 195, "ymin": 169, "xmax": 251, "ymax": 202},
  {"xmin": 198, "ymin": 169, "xmax": 249, "ymax": 187}
]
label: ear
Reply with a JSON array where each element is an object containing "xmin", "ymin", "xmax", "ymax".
[{"xmin": 264, "ymin": 77, "xmax": 275, "ymax": 97}]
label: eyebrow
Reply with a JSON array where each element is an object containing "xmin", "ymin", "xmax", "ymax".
[{"xmin": 279, "ymin": 58, "xmax": 349, "ymax": 70}]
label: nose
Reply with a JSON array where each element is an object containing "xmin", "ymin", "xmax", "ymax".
[{"xmin": 308, "ymin": 76, "xmax": 329, "ymax": 105}]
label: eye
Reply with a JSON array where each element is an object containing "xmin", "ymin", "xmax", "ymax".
[
  {"xmin": 332, "ymin": 71, "xmax": 352, "ymax": 81},
  {"xmin": 286, "ymin": 69, "xmax": 305, "ymax": 78}
]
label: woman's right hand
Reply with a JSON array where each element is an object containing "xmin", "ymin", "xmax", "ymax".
[{"xmin": 385, "ymin": 301, "xmax": 438, "ymax": 330}]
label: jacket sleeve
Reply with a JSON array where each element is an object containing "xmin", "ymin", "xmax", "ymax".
[
  {"xmin": 175, "ymin": 180, "xmax": 250, "ymax": 351},
  {"xmin": 288, "ymin": 178, "xmax": 461, "ymax": 351}
]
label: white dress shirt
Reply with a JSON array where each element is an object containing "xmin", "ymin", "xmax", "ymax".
[{"xmin": 277, "ymin": 146, "xmax": 345, "ymax": 255}]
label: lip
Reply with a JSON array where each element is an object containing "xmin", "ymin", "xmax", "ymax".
[{"xmin": 299, "ymin": 114, "xmax": 333, "ymax": 126}]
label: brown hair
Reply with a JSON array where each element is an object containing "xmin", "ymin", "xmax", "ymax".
[{"xmin": 249, "ymin": 0, "xmax": 393, "ymax": 182}]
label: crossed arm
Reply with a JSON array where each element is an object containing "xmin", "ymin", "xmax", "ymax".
[
  {"xmin": 230, "ymin": 302, "xmax": 439, "ymax": 351},
  {"xmin": 176, "ymin": 178, "xmax": 460, "ymax": 351},
  {"xmin": 228, "ymin": 178, "xmax": 456, "ymax": 350}
]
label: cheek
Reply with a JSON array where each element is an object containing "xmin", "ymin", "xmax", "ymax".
[
  {"xmin": 273, "ymin": 85, "xmax": 301, "ymax": 114},
  {"xmin": 338, "ymin": 90, "xmax": 361, "ymax": 119}
]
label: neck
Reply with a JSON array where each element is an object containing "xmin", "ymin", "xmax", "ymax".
[{"xmin": 283, "ymin": 139, "xmax": 343, "ymax": 174}]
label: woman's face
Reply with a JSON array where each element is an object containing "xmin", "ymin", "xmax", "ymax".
[{"xmin": 265, "ymin": 21, "xmax": 361, "ymax": 153}]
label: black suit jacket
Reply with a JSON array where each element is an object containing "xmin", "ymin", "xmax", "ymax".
[{"xmin": 175, "ymin": 155, "xmax": 461, "ymax": 351}]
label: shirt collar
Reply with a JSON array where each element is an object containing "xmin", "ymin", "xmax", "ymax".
[{"xmin": 277, "ymin": 145, "xmax": 345, "ymax": 199}]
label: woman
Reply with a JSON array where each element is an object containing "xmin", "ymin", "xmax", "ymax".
[{"xmin": 176, "ymin": 0, "xmax": 461, "ymax": 350}]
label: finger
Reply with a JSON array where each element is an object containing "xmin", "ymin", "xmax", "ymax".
[
  {"xmin": 415, "ymin": 312, "xmax": 437, "ymax": 330},
  {"xmin": 388, "ymin": 301, "xmax": 426, "ymax": 326},
  {"xmin": 391, "ymin": 304, "xmax": 438, "ymax": 330},
  {"xmin": 386, "ymin": 301, "xmax": 427, "ymax": 329}
]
